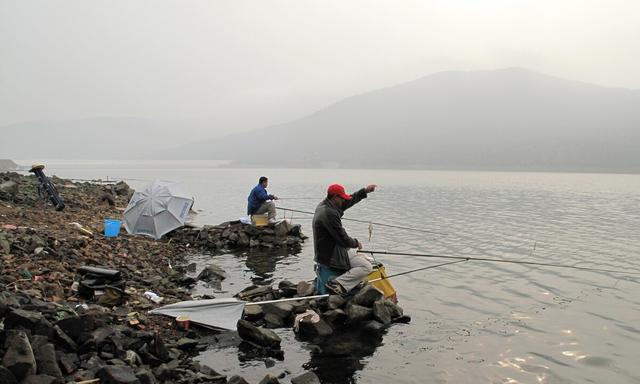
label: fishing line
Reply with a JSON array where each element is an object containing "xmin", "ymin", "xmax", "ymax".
[
  {"xmin": 368, "ymin": 259, "xmax": 467, "ymax": 282},
  {"xmin": 276, "ymin": 206, "xmax": 447, "ymax": 236},
  {"xmin": 363, "ymin": 250, "xmax": 640, "ymax": 276}
]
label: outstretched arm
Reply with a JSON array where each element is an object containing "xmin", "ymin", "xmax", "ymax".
[{"xmin": 343, "ymin": 184, "xmax": 377, "ymax": 211}]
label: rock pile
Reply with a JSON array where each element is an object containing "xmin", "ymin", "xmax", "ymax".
[
  {"xmin": 234, "ymin": 280, "xmax": 410, "ymax": 354},
  {"xmin": 168, "ymin": 220, "xmax": 307, "ymax": 253}
]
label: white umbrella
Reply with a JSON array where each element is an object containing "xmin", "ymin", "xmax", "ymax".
[{"xmin": 123, "ymin": 179, "xmax": 194, "ymax": 240}]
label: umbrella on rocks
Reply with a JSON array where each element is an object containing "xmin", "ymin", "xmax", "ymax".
[{"xmin": 123, "ymin": 179, "xmax": 194, "ymax": 239}]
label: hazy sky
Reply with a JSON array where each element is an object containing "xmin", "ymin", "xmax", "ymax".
[{"xmin": 1, "ymin": 0, "xmax": 639, "ymax": 131}]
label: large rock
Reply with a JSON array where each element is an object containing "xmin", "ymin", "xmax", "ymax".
[
  {"xmin": 2, "ymin": 330, "xmax": 37, "ymax": 380},
  {"xmin": 372, "ymin": 300, "xmax": 392, "ymax": 325},
  {"xmin": 327, "ymin": 295, "xmax": 346, "ymax": 310},
  {"xmin": 345, "ymin": 303, "xmax": 373, "ymax": 323},
  {"xmin": 55, "ymin": 314, "xmax": 95, "ymax": 340},
  {"xmin": 362, "ymin": 320, "xmax": 387, "ymax": 333},
  {"xmin": 53, "ymin": 325, "xmax": 78, "ymax": 351},
  {"xmin": 383, "ymin": 299, "xmax": 404, "ymax": 319},
  {"xmin": 243, "ymin": 304, "xmax": 264, "ymax": 321},
  {"xmin": 291, "ymin": 371, "xmax": 321, "ymax": 384},
  {"xmin": 4, "ymin": 308, "xmax": 47, "ymax": 331},
  {"xmin": 351, "ymin": 285, "xmax": 384, "ymax": 308},
  {"xmin": 264, "ymin": 313, "xmax": 285, "ymax": 328},
  {"xmin": 236, "ymin": 320, "xmax": 281, "ymax": 349},
  {"xmin": 296, "ymin": 317, "xmax": 333, "ymax": 339},
  {"xmin": 196, "ymin": 264, "xmax": 227, "ymax": 282},
  {"xmin": 277, "ymin": 280, "xmax": 298, "ymax": 297},
  {"xmin": 322, "ymin": 309, "xmax": 347, "ymax": 327},
  {"xmin": 96, "ymin": 365, "xmax": 141, "ymax": 384},
  {"xmin": 32, "ymin": 342, "xmax": 63, "ymax": 378},
  {"xmin": 262, "ymin": 302, "xmax": 294, "ymax": 320},
  {"xmin": 236, "ymin": 285, "xmax": 273, "ymax": 300},
  {"xmin": 296, "ymin": 281, "xmax": 314, "ymax": 297}
]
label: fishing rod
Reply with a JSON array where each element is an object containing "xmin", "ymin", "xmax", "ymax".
[
  {"xmin": 276, "ymin": 206, "xmax": 447, "ymax": 236},
  {"xmin": 368, "ymin": 259, "xmax": 467, "ymax": 282},
  {"xmin": 363, "ymin": 250, "xmax": 640, "ymax": 276}
]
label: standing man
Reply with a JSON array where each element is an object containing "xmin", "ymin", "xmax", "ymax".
[
  {"xmin": 247, "ymin": 176, "xmax": 278, "ymax": 223},
  {"xmin": 312, "ymin": 183, "xmax": 377, "ymax": 295}
]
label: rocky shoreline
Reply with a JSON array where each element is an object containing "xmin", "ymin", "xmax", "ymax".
[{"xmin": 1, "ymin": 172, "xmax": 407, "ymax": 384}]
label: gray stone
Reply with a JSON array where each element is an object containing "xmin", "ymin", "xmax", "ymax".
[
  {"xmin": 345, "ymin": 303, "xmax": 373, "ymax": 323},
  {"xmin": 258, "ymin": 374, "xmax": 281, "ymax": 384},
  {"xmin": 327, "ymin": 295, "xmax": 345, "ymax": 309},
  {"xmin": 373, "ymin": 300, "xmax": 392, "ymax": 325},
  {"xmin": 135, "ymin": 369, "xmax": 157, "ymax": 384},
  {"xmin": 196, "ymin": 264, "xmax": 227, "ymax": 282},
  {"xmin": 0, "ymin": 232, "xmax": 10, "ymax": 254},
  {"xmin": 96, "ymin": 365, "xmax": 141, "ymax": 384},
  {"xmin": 262, "ymin": 302, "xmax": 294, "ymax": 319},
  {"xmin": 57, "ymin": 352, "xmax": 79, "ymax": 374},
  {"xmin": 296, "ymin": 281, "xmax": 314, "ymax": 297},
  {"xmin": 0, "ymin": 365, "xmax": 18, "ymax": 384},
  {"xmin": 278, "ymin": 280, "xmax": 298, "ymax": 297},
  {"xmin": 4, "ymin": 308, "xmax": 46, "ymax": 330},
  {"xmin": 322, "ymin": 309, "xmax": 347, "ymax": 327},
  {"xmin": 228, "ymin": 375, "xmax": 250, "ymax": 384},
  {"xmin": 291, "ymin": 371, "xmax": 321, "ymax": 384},
  {"xmin": 351, "ymin": 285, "xmax": 384, "ymax": 308},
  {"xmin": 33, "ymin": 342, "xmax": 63, "ymax": 378},
  {"xmin": 297, "ymin": 317, "xmax": 333, "ymax": 338},
  {"xmin": 236, "ymin": 284, "xmax": 273, "ymax": 300},
  {"xmin": 53, "ymin": 325, "xmax": 78, "ymax": 351},
  {"xmin": 176, "ymin": 338, "xmax": 198, "ymax": 351},
  {"xmin": 0, "ymin": 180, "xmax": 18, "ymax": 195},
  {"xmin": 236, "ymin": 319, "xmax": 281, "ymax": 349},
  {"xmin": 264, "ymin": 313, "xmax": 285, "ymax": 328},
  {"xmin": 243, "ymin": 304, "xmax": 264, "ymax": 321},
  {"xmin": 2, "ymin": 330, "xmax": 37, "ymax": 380},
  {"xmin": 383, "ymin": 299, "xmax": 404, "ymax": 319},
  {"xmin": 55, "ymin": 314, "xmax": 95, "ymax": 340}
]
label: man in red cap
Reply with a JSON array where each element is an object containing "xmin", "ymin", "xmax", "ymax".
[{"xmin": 312, "ymin": 183, "xmax": 377, "ymax": 295}]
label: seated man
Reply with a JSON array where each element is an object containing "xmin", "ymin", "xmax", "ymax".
[
  {"xmin": 247, "ymin": 176, "xmax": 278, "ymax": 223},
  {"xmin": 312, "ymin": 183, "xmax": 377, "ymax": 295}
]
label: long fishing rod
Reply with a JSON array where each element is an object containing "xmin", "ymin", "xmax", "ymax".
[
  {"xmin": 363, "ymin": 250, "xmax": 640, "ymax": 276},
  {"xmin": 369, "ymin": 259, "xmax": 467, "ymax": 282},
  {"xmin": 276, "ymin": 206, "xmax": 447, "ymax": 236}
]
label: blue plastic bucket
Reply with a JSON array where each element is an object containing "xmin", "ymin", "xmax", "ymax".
[{"xmin": 104, "ymin": 219, "xmax": 122, "ymax": 237}]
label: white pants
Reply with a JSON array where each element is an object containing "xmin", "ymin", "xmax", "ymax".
[
  {"xmin": 335, "ymin": 250, "xmax": 373, "ymax": 292},
  {"xmin": 254, "ymin": 200, "xmax": 276, "ymax": 220}
]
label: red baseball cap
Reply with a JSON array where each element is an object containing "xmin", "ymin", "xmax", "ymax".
[{"xmin": 327, "ymin": 184, "xmax": 352, "ymax": 200}]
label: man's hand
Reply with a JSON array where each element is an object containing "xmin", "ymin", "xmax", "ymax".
[
  {"xmin": 357, "ymin": 240, "xmax": 363, "ymax": 250},
  {"xmin": 365, "ymin": 184, "xmax": 377, "ymax": 193},
  {"xmin": 271, "ymin": 195, "xmax": 279, "ymax": 200}
]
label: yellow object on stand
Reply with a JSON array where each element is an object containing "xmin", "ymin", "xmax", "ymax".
[{"xmin": 367, "ymin": 262, "xmax": 398, "ymax": 303}]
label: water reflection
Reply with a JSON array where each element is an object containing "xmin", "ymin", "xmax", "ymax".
[
  {"xmin": 303, "ymin": 329, "xmax": 385, "ymax": 384},
  {"xmin": 240, "ymin": 245, "xmax": 302, "ymax": 284}
]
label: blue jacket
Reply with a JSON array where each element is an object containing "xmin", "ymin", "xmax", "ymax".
[{"xmin": 247, "ymin": 184, "xmax": 274, "ymax": 215}]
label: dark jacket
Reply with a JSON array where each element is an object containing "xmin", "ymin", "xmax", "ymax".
[
  {"xmin": 312, "ymin": 188, "xmax": 368, "ymax": 271},
  {"xmin": 247, "ymin": 184, "xmax": 274, "ymax": 215}
]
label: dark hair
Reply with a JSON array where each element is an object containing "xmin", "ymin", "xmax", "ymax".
[{"xmin": 259, "ymin": 176, "xmax": 268, "ymax": 184}]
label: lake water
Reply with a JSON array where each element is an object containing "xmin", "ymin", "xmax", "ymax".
[{"xmin": 25, "ymin": 161, "xmax": 640, "ymax": 383}]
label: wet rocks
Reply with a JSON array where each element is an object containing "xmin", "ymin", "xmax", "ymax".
[
  {"xmin": 291, "ymin": 371, "xmax": 321, "ymax": 384},
  {"xmin": 237, "ymin": 320, "xmax": 282, "ymax": 349},
  {"xmin": 196, "ymin": 264, "xmax": 227, "ymax": 282}
]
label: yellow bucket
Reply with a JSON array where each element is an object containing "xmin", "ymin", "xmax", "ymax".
[
  {"xmin": 367, "ymin": 262, "xmax": 398, "ymax": 303},
  {"xmin": 251, "ymin": 214, "xmax": 269, "ymax": 227}
]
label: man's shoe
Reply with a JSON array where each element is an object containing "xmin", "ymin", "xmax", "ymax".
[{"xmin": 325, "ymin": 280, "xmax": 346, "ymax": 295}]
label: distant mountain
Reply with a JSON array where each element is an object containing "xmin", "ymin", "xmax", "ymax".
[{"xmin": 175, "ymin": 68, "xmax": 640, "ymax": 172}]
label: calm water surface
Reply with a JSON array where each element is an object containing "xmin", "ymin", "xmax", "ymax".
[{"xmin": 31, "ymin": 161, "xmax": 640, "ymax": 383}]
